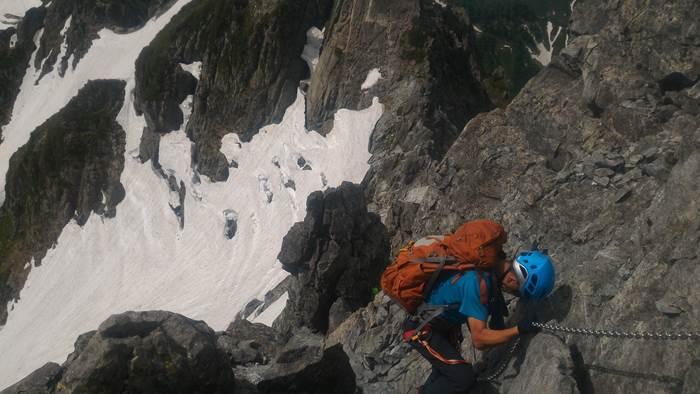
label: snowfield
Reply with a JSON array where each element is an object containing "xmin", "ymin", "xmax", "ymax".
[{"xmin": 0, "ymin": 2, "xmax": 383, "ymax": 389}]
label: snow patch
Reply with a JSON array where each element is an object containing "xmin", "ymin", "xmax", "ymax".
[
  {"xmin": 434, "ymin": 0, "xmax": 447, "ymax": 8},
  {"xmin": 528, "ymin": 21, "xmax": 562, "ymax": 66},
  {"xmin": 361, "ymin": 68, "xmax": 382, "ymax": 91},
  {"xmin": 301, "ymin": 27, "xmax": 324, "ymax": 75},
  {"xmin": 473, "ymin": 25, "xmax": 483, "ymax": 33},
  {"xmin": 180, "ymin": 61, "xmax": 202, "ymax": 80},
  {"xmin": 53, "ymin": 16, "xmax": 73, "ymax": 72},
  {"xmin": 59, "ymin": 15, "xmax": 72, "ymax": 37},
  {"xmin": 251, "ymin": 292, "xmax": 289, "ymax": 327}
]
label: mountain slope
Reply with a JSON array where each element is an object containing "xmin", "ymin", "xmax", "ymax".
[
  {"xmin": 2, "ymin": 0, "xmax": 699, "ymax": 392},
  {"xmin": 0, "ymin": 0, "xmax": 384, "ymax": 388}
]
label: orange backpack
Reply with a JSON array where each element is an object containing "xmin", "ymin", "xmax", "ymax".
[{"xmin": 380, "ymin": 219, "xmax": 507, "ymax": 314}]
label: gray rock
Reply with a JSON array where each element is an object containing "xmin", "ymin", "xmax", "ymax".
[
  {"xmin": 223, "ymin": 209, "xmax": 238, "ymax": 240},
  {"xmin": 642, "ymin": 147, "xmax": 659, "ymax": 161},
  {"xmin": 682, "ymin": 361, "xmax": 700, "ymax": 394},
  {"xmin": 594, "ymin": 168, "xmax": 615, "ymax": 178},
  {"xmin": 258, "ymin": 336, "xmax": 356, "ymax": 393},
  {"xmin": 1, "ymin": 362, "xmax": 62, "ymax": 394},
  {"xmin": 10, "ymin": 311, "xmax": 236, "ymax": 393},
  {"xmin": 331, "ymin": 1, "xmax": 700, "ymax": 392},
  {"xmin": 655, "ymin": 300, "xmax": 683, "ymax": 317},
  {"xmin": 499, "ymin": 334, "xmax": 579, "ymax": 394},
  {"xmin": 620, "ymin": 168, "xmax": 644, "ymax": 184},
  {"xmin": 613, "ymin": 187, "xmax": 632, "ymax": 203},
  {"xmin": 593, "ymin": 176, "xmax": 610, "ymax": 186},
  {"xmin": 275, "ymin": 182, "xmax": 389, "ymax": 335},
  {"xmin": 218, "ymin": 319, "xmax": 284, "ymax": 366},
  {"xmin": 628, "ymin": 154, "xmax": 644, "ymax": 165}
]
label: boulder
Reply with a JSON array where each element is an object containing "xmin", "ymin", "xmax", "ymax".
[
  {"xmin": 51, "ymin": 311, "xmax": 234, "ymax": 393},
  {"xmin": 275, "ymin": 182, "xmax": 389, "ymax": 335},
  {"xmin": 1, "ymin": 363, "xmax": 62, "ymax": 394}
]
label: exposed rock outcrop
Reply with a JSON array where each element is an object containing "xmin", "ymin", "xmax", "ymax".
[
  {"xmin": 275, "ymin": 181, "xmax": 390, "ymax": 335},
  {"xmin": 1, "ymin": 362, "xmax": 62, "ymax": 394},
  {"xmin": 2, "ymin": 311, "xmax": 236, "ymax": 394},
  {"xmin": 335, "ymin": 0, "xmax": 700, "ymax": 392},
  {"xmin": 306, "ymin": 1, "xmax": 493, "ymax": 225},
  {"xmin": 0, "ymin": 79, "xmax": 126, "ymax": 325},
  {"xmin": 134, "ymin": 0, "xmax": 333, "ymax": 180},
  {"xmin": 227, "ymin": 324, "xmax": 357, "ymax": 394},
  {"xmin": 218, "ymin": 319, "xmax": 284, "ymax": 366},
  {"xmin": 0, "ymin": 7, "xmax": 45, "ymax": 134},
  {"xmin": 33, "ymin": 0, "xmax": 173, "ymax": 80}
]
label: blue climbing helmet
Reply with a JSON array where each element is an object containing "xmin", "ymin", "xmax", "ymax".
[{"xmin": 512, "ymin": 250, "xmax": 556, "ymax": 300}]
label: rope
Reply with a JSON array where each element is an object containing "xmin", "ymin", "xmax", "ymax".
[{"xmin": 533, "ymin": 322, "xmax": 700, "ymax": 340}]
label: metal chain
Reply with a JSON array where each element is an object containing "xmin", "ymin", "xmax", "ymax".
[
  {"xmin": 533, "ymin": 322, "xmax": 700, "ymax": 340},
  {"xmin": 476, "ymin": 337, "xmax": 521, "ymax": 382},
  {"xmin": 475, "ymin": 322, "xmax": 700, "ymax": 384}
]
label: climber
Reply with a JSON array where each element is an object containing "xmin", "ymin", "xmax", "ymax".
[
  {"xmin": 401, "ymin": 250, "xmax": 555, "ymax": 393},
  {"xmin": 381, "ymin": 219, "xmax": 556, "ymax": 394}
]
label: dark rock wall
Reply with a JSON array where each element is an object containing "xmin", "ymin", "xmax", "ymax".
[
  {"xmin": 0, "ymin": 79, "xmax": 126, "ymax": 325},
  {"xmin": 306, "ymin": 0, "xmax": 493, "ymax": 223},
  {"xmin": 134, "ymin": 0, "xmax": 334, "ymax": 181},
  {"xmin": 334, "ymin": 0, "xmax": 700, "ymax": 392},
  {"xmin": 276, "ymin": 182, "xmax": 389, "ymax": 335},
  {"xmin": 0, "ymin": 7, "xmax": 46, "ymax": 135},
  {"xmin": 33, "ymin": 0, "xmax": 173, "ymax": 80}
]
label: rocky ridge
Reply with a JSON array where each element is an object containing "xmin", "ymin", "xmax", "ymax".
[
  {"xmin": 4, "ymin": 0, "xmax": 700, "ymax": 392},
  {"xmin": 0, "ymin": 7, "xmax": 45, "ymax": 134},
  {"xmin": 335, "ymin": 0, "xmax": 700, "ymax": 392}
]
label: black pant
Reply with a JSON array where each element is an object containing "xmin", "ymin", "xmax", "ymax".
[{"xmin": 404, "ymin": 318, "xmax": 476, "ymax": 393}]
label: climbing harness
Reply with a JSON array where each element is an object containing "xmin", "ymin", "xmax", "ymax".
[
  {"xmin": 532, "ymin": 322, "xmax": 700, "ymax": 340},
  {"xmin": 476, "ymin": 337, "xmax": 521, "ymax": 382}
]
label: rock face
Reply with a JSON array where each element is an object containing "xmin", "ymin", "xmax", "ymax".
[
  {"xmin": 0, "ymin": 7, "xmax": 46, "ymax": 134},
  {"xmin": 33, "ymin": 0, "xmax": 172, "ymax": 80},
  {"xmin": 338, "ymin": 0, "xmax": 700, "ymax": 392},
  {"xmin": 1, "ymin": 362, "xmax": 62, "ymax": 394},
  {"xmin": 226, "ymin": 323, "xmax": 357, "ymax": 394},
  {"xmin": 0, "ymin": 79, "xmax": 126, "ymax": 325},
  {"xmin": 2, "ymin": 311, "xmax": 236, "ymax": 394},
  {"xmin": 218, "ymin": 319, "xmax": 284, "ymax": 366},
  {"xmin": 134, "ymin": 0, "xmax": 333, "ymax": 180},
  {"xmin": 306, "ymin": 0, "xmax": 493, "ymax": 224},
  {"xmin": 5, "ymin": 0, "xmax": 700, "ymax": 392},
  {"xmin": 276, "ymin": 182, "xmax": 390, "ymax": 335}
]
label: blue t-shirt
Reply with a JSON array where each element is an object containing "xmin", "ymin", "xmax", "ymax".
[{"xmin": 426, "ymin": 271, "xmax": 490, "ymax": 324}]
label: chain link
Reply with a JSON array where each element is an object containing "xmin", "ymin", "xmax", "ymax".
[
  {"xmin": 476, "ymin": 337, "xmax": 520, "ymax": 382},
  {"xmin": 533, "ymin": 322, "xmax": 700, "ymax": 340},
  {"xmin": 476, "ymin": 323, "xmax": 699, "ymax": 384}
]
